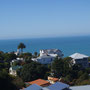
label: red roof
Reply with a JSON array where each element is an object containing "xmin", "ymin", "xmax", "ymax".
[
  {"xmin": 48, "ymin": 77, "xmax": 59, "ymax": 82},
  {"xmin": 28, "ymin": 79, "xmax": 50, "ymax": 86}
]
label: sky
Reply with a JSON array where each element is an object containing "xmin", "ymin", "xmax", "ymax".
[{"xmin": 0, "ymin": 0, "xmax": 90, "ymax": 39}]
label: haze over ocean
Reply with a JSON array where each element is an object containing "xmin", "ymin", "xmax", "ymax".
[{"xmin": 0, "ymin": 36, "xmax": 90, "ymax": 57}]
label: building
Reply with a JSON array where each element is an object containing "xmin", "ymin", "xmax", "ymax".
[
  {"xmin": 70, "ymin": 53, "xmax": 89, "ymax": 68},
  {"xmin": 23, "ymin": 84, "xmax": 42, "ymax": 90},
  {"xmin": 9, "ymin": 65, "xmax": 22, "ymax": 76},
  {"xmin": 47, "ymin": 82, "xmax": 69, "ymax": 90},
  {"xmin": 32, "ymin": 49, "xmax": 63, "ymax": 64},
  {"xmin": 40, "ymin": 49, "xmax": 63, "ymax": 57},
  {"xmin": 10, "ymin": 58, "xmax": 24, "ymax": 66},
  {"xmin": 24, "ymin": 82, "xmax": 69, "ymax": 90},
  {"xmin": 48, "ymin": 76, "xmax": 59, "ymax": 84},
  {"xmin": 70, "ymin": 85, "xmax": 90, "ymax": 90},
  {"xmin": 14, "ymin": 49, "xmax": 20, "ymax": 55},
  {"xmin": 32, "ymin": 55, "xmax": 55, "ymax": 64},
  {"xmin": 27, "ymin": 79, "xmax": 50, "ymax": 87}
]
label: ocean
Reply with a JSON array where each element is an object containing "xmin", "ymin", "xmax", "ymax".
[{"xmin": 0, "ymin": 36, "xmax": 90, "ymax": 57}]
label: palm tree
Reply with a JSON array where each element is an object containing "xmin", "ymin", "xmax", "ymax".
[{"xmin": 18, "ymin": 43, "xmax": 26, "ymax": 53}]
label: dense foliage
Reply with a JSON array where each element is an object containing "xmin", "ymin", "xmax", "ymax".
[
  {"xmin": 18, "ymin": 61, "xmax": 49, "ymax": 82},
  {"xmin": 51, "ymin": 57, "xmax": 90, "ymax": 85},
  {"xmin": 0, "ymin": 69, "xmax": 25, "ymax": 90},
  {"xmin": 0, "ymin": 48, "xmax": 90, "ymax": 89}
]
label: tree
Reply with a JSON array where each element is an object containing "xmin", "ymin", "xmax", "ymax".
[
  {"xmin": 0, "ymin": 70, "xmax": 17, "ymax": 90},
  {"xmin": 19, "ymin": 62, "xmax": 49, "ymax": 82},
  {"xmin": 51, "ymin": 58, "xmax": 70, "ymax": 78},
  {"xmin": 18, "ymin": 43, "xmax": 26, "ymax": 53},
  {"xmin": 19, "ymin": 52, "xmax": 32, "ymax": 59},
  {"xmin": 4, "ymin": 53, "xmax": 17, "ymax": 62},
  {"xmin": 11, "ymin": 76, "xmax": 25, "ymax": 89}
]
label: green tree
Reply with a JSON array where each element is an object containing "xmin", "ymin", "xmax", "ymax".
[
  {"xmin": 12, "ymin": 76, "xmax": 25, "ymax": 89},
  {"xmin": 19, "ymin": 52, "xmax": 32, "ymax": 59},
  {"xmin": 4, "ymin": 53, "xmax": 17, "ymax": 62},
  {"xmin": 51, "ymin": 58, "xmax": 70, "ymax": 78},
  {"xmin": 19, "ymin": 62, "xmax": 49, "ymax": 82},
  {"xmin": 18, "ymin": 43, "xmax": 26, "ymax": 53},
  {"xmin": 0, "ymin": 70, "xmax": 17, "ymax": 90}
]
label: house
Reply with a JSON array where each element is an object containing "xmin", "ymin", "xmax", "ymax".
[
  {"xmin": 70, "ymin": 85, "xmax": 90, "ymax": 90},
  {"xmin": 48, "ymin": 76, "xmax": 59, "ymax": 84},
  {"xmin": 9, "ymin": 65, "xmax": 22, "ymax": 76},
  {"xmin": 32, "ymin": 55, "xmax": 55, "ymax": 64},
  {"xmin": 24, "ymin": 81, "xmax": 69, "ymax": 90},
  {"xmin": 47, "ymin": 82, "xmax": 69, "ymax": 90},
  {"xmin": 32, "ymin": 49, "xmax": 63, "ymax": 64},
  {"xmin": 40, "ymin": 49, "xmax": 63, "ymax": 57},
  {"xmin": 10, "ymin": 58, "xmax": 24, "ymax": 66},
  {"xmin": 27, "ymin": 79, "xmax": 50, "ymax": 87},
  {"xmin": 24, "ymin": 84, "xmax": 42, "ymax": 90},
  {"xmin": 14, "ymin": 49, "xmax": 20, "ymax": 55},
  {"xmin": 69, "ymin": 53, "xmax": 89, "ymax": 68}
]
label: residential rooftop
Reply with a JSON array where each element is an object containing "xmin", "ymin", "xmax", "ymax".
[
  {"xmin": 70, "ymin": 53, "xmax": 89, "ymax": 59},
  {"xmin": 70, "ymin": 85, "xmax": 90, "ymax": 90},
  {"xmin": 27, "ymin": 79, "xmax": 50, "ymax": 87}
]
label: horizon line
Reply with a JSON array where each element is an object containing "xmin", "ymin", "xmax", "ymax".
[{"xmin": 0, "ymin": 35, "xmax": 90, "ymax": 40}]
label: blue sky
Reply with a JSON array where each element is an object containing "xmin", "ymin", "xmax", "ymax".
[{"xmin": 0, "ymin": 0, "xmax": 90, "ymax": 39}]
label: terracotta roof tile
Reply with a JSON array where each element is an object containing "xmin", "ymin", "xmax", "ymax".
[{"xmin": 28, "ymin": 79, "xmax": 50, "ymax": 86}]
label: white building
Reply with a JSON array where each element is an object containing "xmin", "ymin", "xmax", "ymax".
[
  {"xmin": 32, "ymin": 49, "xmax": 63, "ymax": 64},
  {"xmin": 70, "ymin": 53, "xmax": 89, "ymax": 68},
  {"xmin": 40, "ymin": 49, "xmax": 63, "ymax": 57},
  {"xmin": 32, "ymin": 55, "xmax": 55, "ymax": 64},
  {"xmin": 14, "ymin": 49, "xmax": 20, "ymax": 55},
  {"xmin": 9, "ymin": 65, "xmax": 22, "ymax": 76},
  {"xmin": 10, "ymin": 58, "xmax": 24, "ymax": 66}
]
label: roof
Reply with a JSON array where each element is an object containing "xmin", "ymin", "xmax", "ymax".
[
  {"xmin": 40, "ymin": 49, "xmax": 61, "ymax": 54},
  {"xmin": 48, "ymin": 77, "xmax": 59, "ymax": 82},
  {"xmin": 28, "ymin": 79, "xmax": 50, "ymax": 86},
  {"xmin": 48, "ymin": 82, "xmax": 69, "ymax": 90},
  {"xmin": 70, "ymin": 85, "xmax": 90, "ymax": 90},
  {"xmin": 51, "ymin": 78, "xmax": 59, "ymax": 82},
  {"xmin": 24, "ymin": 84, "xmax": 42, "ymax": 90},
  {"xmin": 70, "ymin": 53, "xmax": 88, "ymax": 59}
]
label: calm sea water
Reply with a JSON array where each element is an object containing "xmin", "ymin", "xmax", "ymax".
[{"xmin": 0, "ymin": 36, "xmax": 90, "ymax": 57}]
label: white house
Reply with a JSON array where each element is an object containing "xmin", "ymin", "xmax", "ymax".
[
  {"xmin": 32, "ymin": 49, "xmax": 63, "ymax": 64},
  {"xmin": 40, "ymin": 49, "xmax": 63, "ymax": 57},
  {"xmin": 9, "ymin": 65, "xmax": 22, "ymax": 76},
  {"xmin": 10, "ymin": 58, "xmax": 24, "ymax": 66},
  {"xmin": 32, "ymin": 55, "xmax": 55, "ymax": 64},
  {"xmin": 69, "ymin": 53, "xmax": 89, "ymax": 68}
]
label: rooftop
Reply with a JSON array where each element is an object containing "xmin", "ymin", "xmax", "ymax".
[
  {"xmin": 28, "ymin": 79, "xmax": 50, "ymax": 86},
  {"xmin": 48, "ymin": 77, "xmax": 59, "ymax": 82},
  {"xmin": 70, "ymin": 53, "xmax": 88, "ymax": 59},
  {"xmin": 48, "ymin": 82, "xmax": 69, "ymax": 90},
  {"xmin": 70, "ymin": 85, "xmax": 90, "ymax": 90},
  {"xmin": 24, "ymin": 84, "xmax": 42, "ymax": 90}
]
